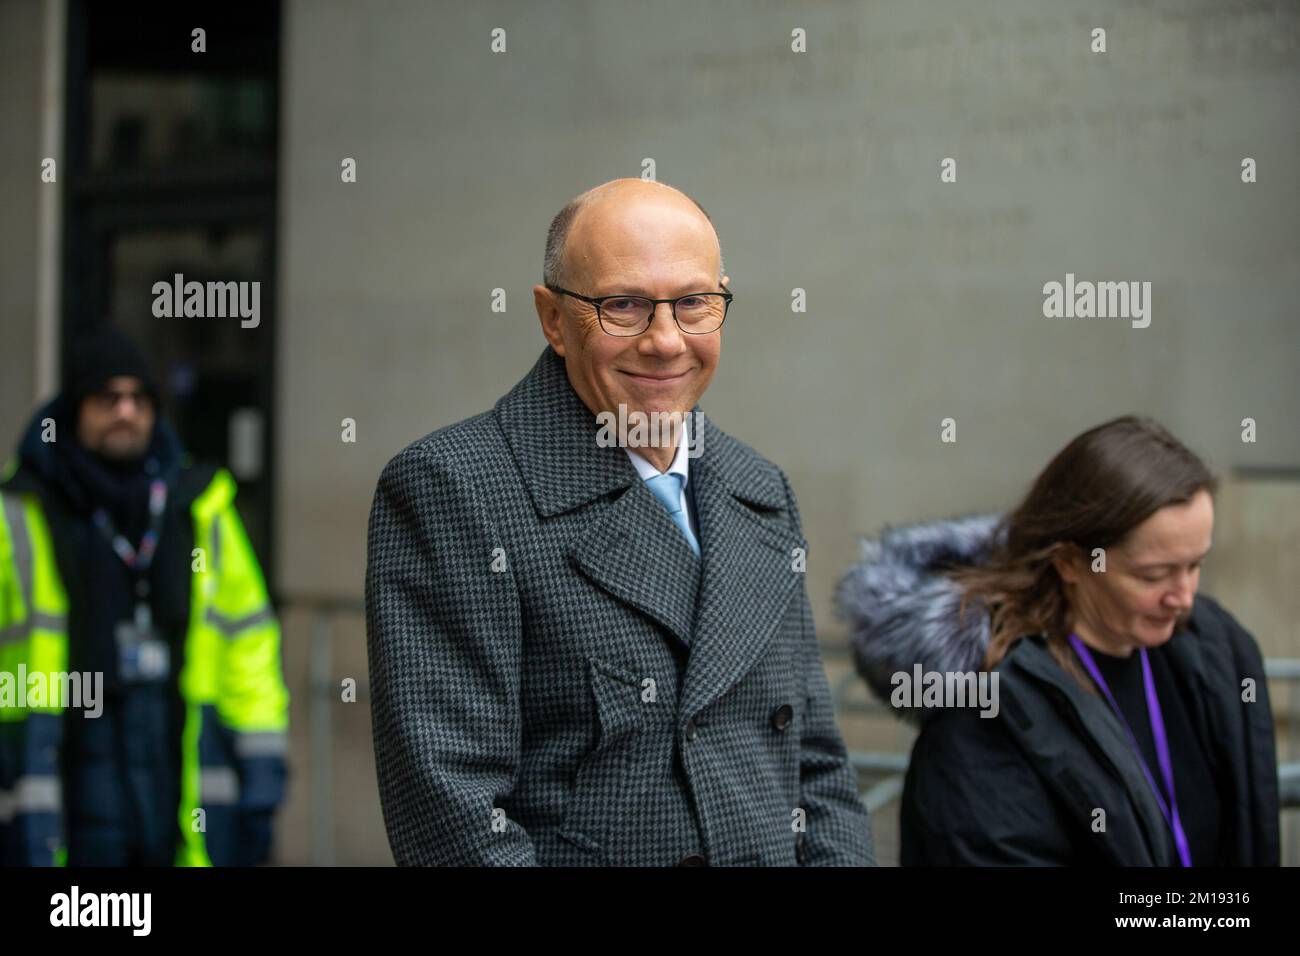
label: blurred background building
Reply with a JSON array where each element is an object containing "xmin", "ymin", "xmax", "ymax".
[{"xmin": 2, "ymin": 0, "xmax": 1297, "ymax": 864}]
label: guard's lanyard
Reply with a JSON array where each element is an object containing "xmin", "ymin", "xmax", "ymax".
[
  {"xmin": 91, "ymin": 479, "xmax": 168, "ymax": 595},
  {"xmin": 1068, "ymin": 633, "xmax": 1193, "ymax": 867}
]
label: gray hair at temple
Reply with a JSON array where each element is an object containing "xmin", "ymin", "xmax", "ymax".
[{"xmin": 542, "ymin": 182, "xmax": 726, "ymax": 291}]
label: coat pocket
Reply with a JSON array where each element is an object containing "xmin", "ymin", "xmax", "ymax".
[{"xmin": 558, "ymin": 657, "xmax": 650, "ymax": 861}]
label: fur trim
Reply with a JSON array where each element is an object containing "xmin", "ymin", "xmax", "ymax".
[{"xmin": 834, "ymin": 513, "xmax": 1003, "ymax": 724}]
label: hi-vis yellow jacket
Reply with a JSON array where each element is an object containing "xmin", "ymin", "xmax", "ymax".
[{"xmin": 0, "ymin": 465, "xmax": 289, "ymax": 866}]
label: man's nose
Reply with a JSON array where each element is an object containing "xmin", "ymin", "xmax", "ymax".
[
  {"xmin": 109, "ymin": 396, "xmax": 149, "ymax": 419},
  {"xmin": 644, "ymin": 302, "xmax": 687, "ymax": 349}
]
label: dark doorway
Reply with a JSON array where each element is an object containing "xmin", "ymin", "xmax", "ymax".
[{"xmin": 62, "ymin": 0, "xmax": 281, "ymax": 581}]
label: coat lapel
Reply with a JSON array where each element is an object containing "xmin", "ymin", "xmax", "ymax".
[
  {"xmin": 495, "ymin": 346, "xmax": 805, "ymax": 698},
  {"xmin": 495, "ymin": 347, "xmax": 700, "ymax": 648},
  {"xmin": 1010, "ymin": 639, "xmax": 1176, "ymax": 865},
  {"xmin": 678, "ymin": 414, "xmax": 805, "ymax": 719},
  {"xmin": 566, "ymin": 482, "xmax": 702, "ymax": 649}
]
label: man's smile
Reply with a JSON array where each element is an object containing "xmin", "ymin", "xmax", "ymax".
[{"xmin": 620, "ymin": 368, "xmax": 690, "ymax": 385}]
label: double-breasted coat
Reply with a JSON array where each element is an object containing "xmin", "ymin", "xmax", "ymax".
[{"xmin": 365, "ymin": 345, "xmax": 874, "ymax": 866}]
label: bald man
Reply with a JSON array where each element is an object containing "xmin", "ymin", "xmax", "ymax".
[{"xmin": 366, "ymin": 179, "xmax": 874, "ymax": 866}]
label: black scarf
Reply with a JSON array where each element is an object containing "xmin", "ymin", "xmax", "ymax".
[{"xmin": 52, "ymin": 419, "xmax": 180, "ymax": 692}]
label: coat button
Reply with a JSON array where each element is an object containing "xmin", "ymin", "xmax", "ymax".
[
  {"xmin": 684, "ymin": 719, "xmax": 699, "ymax": 742},
  {"xmin": 770, "ymin": 704, "xmax": 794, "ymax": 732},
  {"xmin": 677, "ymin": 853, "xmax": 707, "ymax": 866}
]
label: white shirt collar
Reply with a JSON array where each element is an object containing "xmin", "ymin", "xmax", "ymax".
[{"xmin": 623, "ymin": 420, "xmax": 691, "ymax": 487}]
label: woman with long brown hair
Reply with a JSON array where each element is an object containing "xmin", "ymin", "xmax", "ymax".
[{"xmin": 836, "ymin": 416, "xmax": 1280, "ymax": 865}]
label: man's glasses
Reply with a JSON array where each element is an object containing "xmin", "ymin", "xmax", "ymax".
[
  {"xmin": 88, "ymin": 387, "xmax": 154, "ymax": 412},
  {"xmin": 547, "ymin": 285, "xmax": 732, "ymax": 336}
]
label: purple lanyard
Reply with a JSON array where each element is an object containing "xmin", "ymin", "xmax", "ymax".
[{"xmin": 1068, "ymin": 633, "xmax": 1193, "ymax": 867}]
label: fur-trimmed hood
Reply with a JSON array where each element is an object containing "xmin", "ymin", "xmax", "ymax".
[{"xmin": 834, "ymin": 513, "xmax": 1004, "ymax": 724}]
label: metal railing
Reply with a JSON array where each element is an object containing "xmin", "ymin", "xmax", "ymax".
[{"xmin": 283, "ymin": 595, "xmax": 364, "ymax": 866}]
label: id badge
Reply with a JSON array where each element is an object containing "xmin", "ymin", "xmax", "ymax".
[{"xmin": 115, "ymin": 602, "xmax": 170, "ymax": 683}]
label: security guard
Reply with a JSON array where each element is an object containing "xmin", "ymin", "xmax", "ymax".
[{"xmin": 0, "ymin": 328, "xmax": 288, "ymax": 866}]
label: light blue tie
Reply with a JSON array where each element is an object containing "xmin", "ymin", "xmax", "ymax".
[{"xmin": 644, "ymin": 472, "xmax": 701, "ymax": 557}]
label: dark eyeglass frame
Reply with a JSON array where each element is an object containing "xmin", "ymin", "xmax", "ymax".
[
  {"xmin": 546, "ymin": 284, "xmax": 733, "ymax": 336},
  {"xmin": 88, "ymin": 387, "xmax": 155, "ymax": 411}
]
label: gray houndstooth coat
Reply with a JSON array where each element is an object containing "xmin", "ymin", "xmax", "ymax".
[{"xmin": 365, "ymin": 345, "xmax": 874, "ymax": 866}]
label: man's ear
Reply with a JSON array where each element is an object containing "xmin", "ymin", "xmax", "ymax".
[
  {"xmin": 720, "ymin": 274, "xmax": 730, "ymax": 289},
  {"xmin": 533, "ymin": 284, "xmax": 567, "ymax": 357}
]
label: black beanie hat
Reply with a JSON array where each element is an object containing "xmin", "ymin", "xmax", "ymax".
[{"xmin": 63, "ymin": 327, "xmax": 160, "ymax": 412}]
